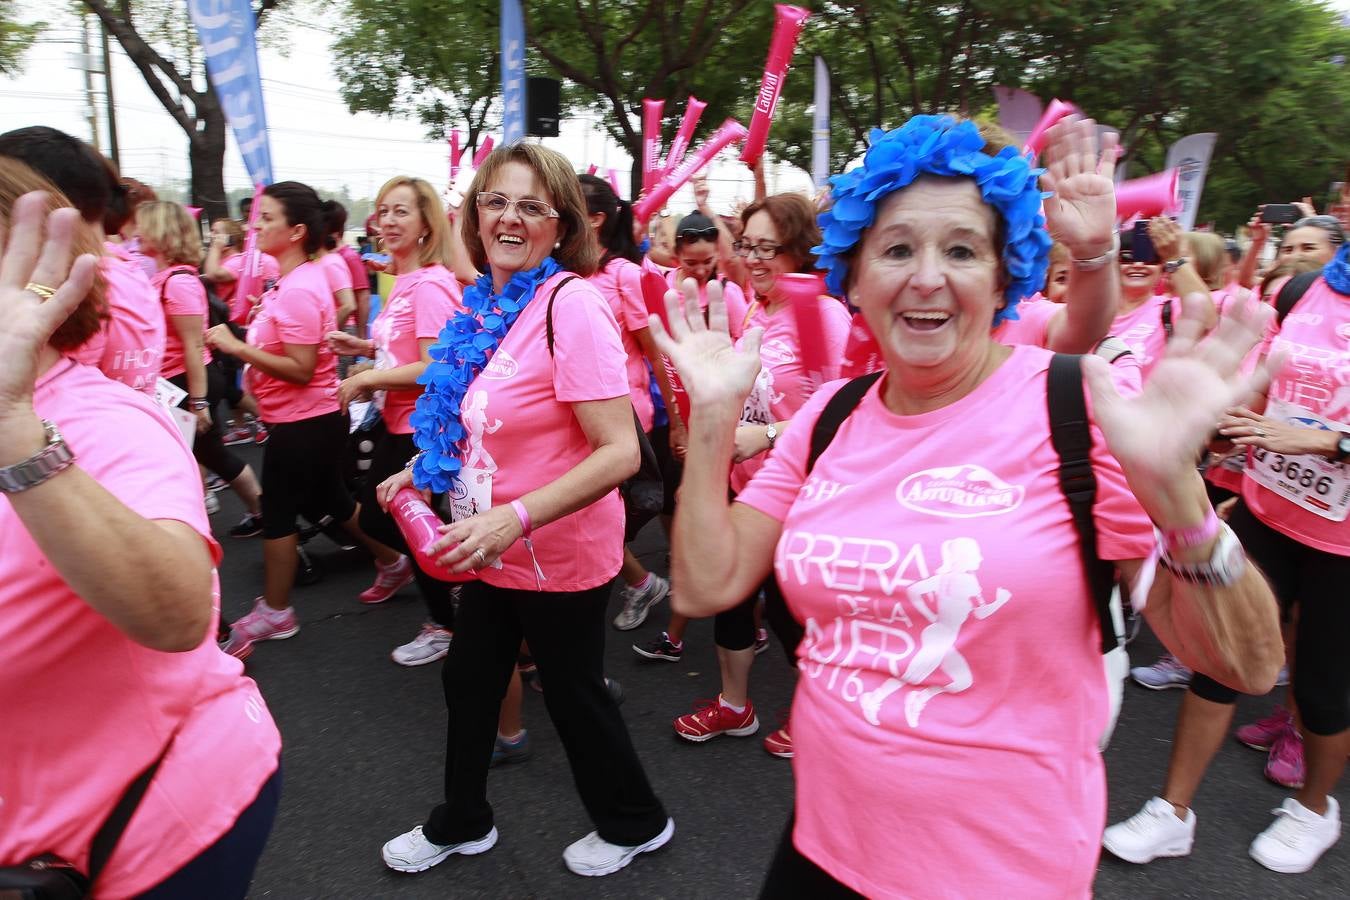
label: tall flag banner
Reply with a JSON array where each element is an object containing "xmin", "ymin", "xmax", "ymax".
[
  {"xmin": 500, "ymin": 0, "xmax": 526, "ymax": 144},
  {"xmin": 1164, "ymin": 133, "xmax": 1218, "ymax": 232},
  {"xmin": 992, "ymin": 86, "xmax": 1043, "ymax": 150},
  {"xmin": 811, "ymin": 56, "xmax": 830, "ymax": 190},
  {"xmin": 188, "ymin": 0, "xmax": 273, "ymax": 187}
]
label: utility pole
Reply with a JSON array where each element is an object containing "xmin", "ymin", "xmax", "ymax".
[
  {"xmin": 80, "ymin": 14, "xmax": 100, "ymax": 152},
  {"xmin": 101, "ymin": 21, "xmax": 120, "ymax": 168}
]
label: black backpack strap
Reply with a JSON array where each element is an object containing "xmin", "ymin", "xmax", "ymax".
[
  {"xmin": 544, "ymin": 274, "xmax": 582, "ymax": 357},
  {"xmin": 87, "ymin": 744, "xmax": 170, "ymax": 886},
  {"xmin": 1047, "ymin": 354, "xmax": 1119, "ymax": 654},
  {"xmin": 1275, "ymin": 270, "xmax": 1319, "ymax": 326},
  {"xmin": 806, "ymin": 371, "xmax": 883, "ymax": 475},
  {"xmin": 1160, "ymin": 298, "xmax": 1173, "ymax": 340}
]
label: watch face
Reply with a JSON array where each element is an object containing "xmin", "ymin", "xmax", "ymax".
[{"xmin": 1339, "ymin": 435, "xmax": 1350, "ymax": 460}]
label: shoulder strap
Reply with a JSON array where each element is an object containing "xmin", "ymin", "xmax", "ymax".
[
  {"xmin": 806, "ymin": 371, "xmax": 883, "ymax": 475},
  {"xmin": 87, "ymin": 745, "xmax": 169, "ymax": 885},
  {"xmin": 1160, "ymin": 298, "xmax": 1173, "ymax": 339},
  {"xmin": 544, "ymin": 274, "xmax": 583, "ymax": 357},
  {"xmin": 1275, "ymin": 270, "xmax": 1319, "ymax": 325},
  {"xmin": 1047, "ymin": 354, "xmax": 1118, "ymax": 654},
  {"xmin": 157, "ymin": 267, "xmax": 195, "ymax": 305}
]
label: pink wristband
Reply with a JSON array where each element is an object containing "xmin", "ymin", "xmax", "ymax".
[
  {"xmin": 1162, "ymin": 506, "xmax": 1219, "ymax": 553},
  {"xmin": 510, "ymin": 499, "xmax": 532, "ymax": 539}
]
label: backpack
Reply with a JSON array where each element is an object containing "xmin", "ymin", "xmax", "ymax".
[
  {"xmin": 159, "ymin": 267, "xmax": 231, "ymax": 329},
  {"xmin": 1161, "ymin": 271, "xmax": 1317, "ymax": 338},
  {"xmin": 805, "ymin": 354, "xmax": 1118, "ymax": 654}
]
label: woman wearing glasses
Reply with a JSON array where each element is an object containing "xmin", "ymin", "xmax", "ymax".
[
  {"xmin": 374, "ymin": 145, "xmax": 671, "ymax": 878},
  {"xmin": 668, "ymin": 193, "xmax": 850, "ymax": 759}
]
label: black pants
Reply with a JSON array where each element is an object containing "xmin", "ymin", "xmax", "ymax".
[
  {"xmin": 715, "ymin": 577, "xmax": 803, "ymax": 668},
  {"xmin": 1189, "ymin": 501, "xmax": 1350, "ymax": 735},
  {"xmin": 259, "ymin": 412, "xmax": 356, "ymax": 540},
  {"xmin": 170, "ymin": 364, "xmax": 246, "ymax": 483},
  {"xmin": 357, "ymin": 429, "xmax": 455, "ymax": 629},
  {"xmin": 650, "ymin": 423, "xmax": 682, "ymax": 516},
  {"xmin": 423, "ymin": 581, "xmax": 667, "ymax": 846},
  {"xmin": 760, "ymin": 817, "xmax": 864, "ymax": 899}
]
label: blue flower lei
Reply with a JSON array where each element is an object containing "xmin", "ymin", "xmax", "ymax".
[
  {"xmin": 1323, "ymin": 241, "xmax": 1350, "ymax": 296},
  {"xmin": 813, "ymin": 115, "xmax": 1053, "ymax": 326},
  {"xmin": 409, "ymin": 256, "xmax": 562, "ymax": 492}
]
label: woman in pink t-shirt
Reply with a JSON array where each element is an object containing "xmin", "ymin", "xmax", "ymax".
[
  {"xmin": 202, "ymin": 217, "xmax": 281, "ymax": 325},
  {"xmin": 326, "ymin": 176, "xmax": 464, "ymax": 664},
  {"xmin": 373, "ymin": 145, "xmax": 670, "ymax": 879},
  {"xmin": 651, "ymin": 115, "xmax": 1282, "ymax": 897},
  {"xmin": 0, "ymin": 174, "xmax": 281, "ymax": 899},
  {"xmin": 313, "ymin": 220, "xmax": 356, "ymax": 331},
  {"xmin": 321, "ymin": 200, "xmax": 372, "ymax": 339},
  {"xmin": 205, "ymin": 181, "xmax": 407, "ymax": 661},
  {"xmin": 138, "ymin": 201, "xmax": 264, "ymax": 536}
]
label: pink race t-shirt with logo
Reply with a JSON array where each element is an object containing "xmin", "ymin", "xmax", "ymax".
[
  {"xmin": 372, "ymin": 264, "xmax": 463, "ymax": 434},
  {"xmin": 0, "ymin": 359, "xmax": 281, "ymax": 900},
  {"xmin": 73, "ymin": 254, "xmax": 166, "ymax": 396},
  {"xmin": 992, "ymin": 292, "xmax": 1059, "ymax": 348},
  {"xmin": 459, "ymin": 272, "xmax": 629, "ymax": 591},
  {"xmin": 588, "ymin": 257, "xmax": 656, "ymax": 431},
  {"xmin": 664, "ymin": 269, "xmax": 750, "ymax": 341},
  {"xmin": 220, "ymin": 252, "xmax": 282, "ymax": 324},
  {"xmin": 152, "ymin": 265, "xmax": 213, "ymax": 379},
  {"xmin": 730, "ymin": 296, "xmax": 852, "ymax": 492},
  {"xmin": 245, "ymin": 261, "xmax": 340, "ymax": 423},
  {"xmin": 1110, "ymin": 294, "xmax": 1173, "ymax": 378},
  {"xmin": 736, "ymin": 345, "xmax": 1153, "ymax": 898},
  {"xmin": 1242, "ymin": 278, "xmax": 1350, "ymax": 555}
]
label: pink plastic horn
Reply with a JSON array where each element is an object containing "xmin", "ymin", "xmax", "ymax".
[
  {"xmin": 586, "ymin": 164, "xmax": 598, "ymax": 175},
  {"xmin": 184, "ymin": 205, "xmax": 203, "ymax": 220},
  {"xmin": 607, "ymin": 168, "xmax": 623, "ymax": 197},
  {"xmin": 472, "ymin": 135, "xmax": 495, "ymax": 168},
  {"xmin": 1115, "ymin": 169, "xmax": 1180, "ymax": 222},
  {"xmin": 449, "ymin": 129, "xmax": 462, "ymax": 182},
  {"xmin": 740, "ymin": 5, "xmax": 811, "ymax": 169},
  {"xmin": 663, "ymin": 96, "xmax": 708, "ymax": 176},
  {"xmin": 633, "ymin": 118, "xmax": 748, "ymax": 225},
  {"xmin": 642, "ymin": 99, "xmax": 666, "ymax": 195},
  {"xmin": 1023, "ymin": 99, "xmax": 1079, "ymax": 156}
]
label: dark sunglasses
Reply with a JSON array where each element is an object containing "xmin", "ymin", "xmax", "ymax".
[{"xmin": 677, "ymin": 226, "xmax": 719, "ymax": 241}]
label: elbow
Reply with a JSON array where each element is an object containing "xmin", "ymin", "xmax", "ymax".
[{"xmin": 134, "ymin": 592, "xmax": 213, "ymax": 653}]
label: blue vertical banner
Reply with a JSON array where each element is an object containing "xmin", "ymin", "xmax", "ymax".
[
  {"xmin": 188, "ymin": 0, "xmax": 272, "ymax": 186},
  {"xmin": 500, "ymin": 0, "xmax": 526, "ymax": 144}
]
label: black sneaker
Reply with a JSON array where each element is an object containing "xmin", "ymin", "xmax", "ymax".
[
  {"xmin": 229, "ymin": 514, "xmax": 264, "ymax": 539},
  {"xmin": 604, "ymin": 677, "xmax": 625, "ymax": 705},
  {"xmin": 632, "ymin": 632, "xmax": 683, "ymax": 662}
]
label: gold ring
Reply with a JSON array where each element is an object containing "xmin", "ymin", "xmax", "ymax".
[
  {"xmin": 473, "ymin": 548, "xmax": 487, "ymax": 564},
  {"xmin": 24, "ymin": 281, "xmax": 57, "ymax": 300}
]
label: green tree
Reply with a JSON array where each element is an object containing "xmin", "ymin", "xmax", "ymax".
[{"xmin": 0, "ymin": 1, "xmax": 42, "ymax": 74}]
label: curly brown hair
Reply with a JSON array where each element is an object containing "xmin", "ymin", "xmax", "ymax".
[{"xmin": 739, "ymin": 193, "xmax": 820, "ymax": 273}]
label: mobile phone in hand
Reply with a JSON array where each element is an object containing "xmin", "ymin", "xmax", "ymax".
[{"xmin": 1260, "ymin": 203, "xmax": 1300, "ymax": 225}]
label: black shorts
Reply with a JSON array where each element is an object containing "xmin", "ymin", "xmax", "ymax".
[{"xmin": 259, "ymin": 411, "xmax": 356, "ymax": 539}]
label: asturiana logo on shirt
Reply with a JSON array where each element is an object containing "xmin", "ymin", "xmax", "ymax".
[
  {"xmin": 896, "ymin": 465, "xmax": 1024, "ymax": 518},
  {"xmin": 482, "ymin": 348, "xmax": 518, "ymax": 379}
]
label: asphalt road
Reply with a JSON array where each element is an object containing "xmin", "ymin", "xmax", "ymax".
[{"xmin": 210, "ymin": 444, "xmax": 1347, "ymax": 898}]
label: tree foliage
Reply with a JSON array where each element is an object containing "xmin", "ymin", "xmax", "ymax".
[{"xmin": 0, "ymin": 1, "xmax": 41, "ymax": 75}]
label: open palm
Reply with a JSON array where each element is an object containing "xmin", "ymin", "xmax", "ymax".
[
  {"xmin": 1039, "ymin": 116, "xmax": 1118, "ymax": 256},
  {"xmin": 647, "ymin": 277, "xmax": 763, "ymax": 411}
]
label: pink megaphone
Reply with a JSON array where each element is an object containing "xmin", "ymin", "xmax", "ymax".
[
  {"xmin": 1023, "ymin": 99, "xmax": 1078, "ymax": 156},
  {"xmin": 778, "ymin": 273, "xmax": 836, "ymax": 385},
  {"xmin": 184, "ymin": 205, "xmax": 203, "ymax": 220},
  {"xmin": 1115, "ymin": 169, "xmax": 1180, "ymax": 222},
  {"xmin": 390, "ymin": 488, "xmax": 475, "ymax": 582}
]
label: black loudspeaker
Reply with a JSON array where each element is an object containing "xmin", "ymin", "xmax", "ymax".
[{"xmin": 526, "ymin": 77, "xmax": 561, "ymax": 137}]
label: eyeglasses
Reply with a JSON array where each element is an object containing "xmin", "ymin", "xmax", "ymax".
[
  {"xmin": 677, "ymin": 226, "xmax": 719, "ymax": 242},
  {"xmin": 733, "ymin": 240, "xmax": 783, "ymax": 260},
  {"xmin": 474, "ymin": 191, "xmax": 559, "ymax": 220}
]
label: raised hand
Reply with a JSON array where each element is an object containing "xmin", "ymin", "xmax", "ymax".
[
  {"xmin": 1039, "ymin": 115, "xmax": 1118, "ymax": 257},
  {"xmin": 327, "ymin": 330, "xmax": 372, "ymax": 356},
  {"xmin": 647, "ymin": 277, "xmax": 762, "ymax": 413},
  {"xmin": 1148, "ymin": 216, "xmax": 1185, "ymax": 262}
]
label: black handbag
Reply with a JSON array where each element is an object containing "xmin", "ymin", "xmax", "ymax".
[{"xmin": 0, "ymin": 751, "xmax": 164, "ymax": 899}]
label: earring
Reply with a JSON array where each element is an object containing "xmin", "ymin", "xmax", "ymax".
[
  {"xmin": 553, "ymin": 241, "xmax": 561, "ymax": 249},
  {"xmin": 418, "ymin": 233, "xmax": 426, "ymax": 246}
]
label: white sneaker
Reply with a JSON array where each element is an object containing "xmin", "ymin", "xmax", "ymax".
[
  {"xmin": 391, "ymin": 623, "xmax": 453, "ymax": 667},
  {"xmin": 204, "ymin": 490, "xmax": 220, "ymax": 515},
  {"xmin": 381, "ymin": 825, "xmax": 497, "ymax": 873},
  {"xmin": 612, "ymin": 574, "xmax": 670, "ymax": 631},
  {"xmin": 1249, "ymin": 797, "xmax": 1341, "ymax": 874},
  {"xmin": 1103, "ymin": 796, "xmax": 1196, "ymax": 864},
  {"xmin": 562, "ymin": 817, "xmax": 674, "ymax": 877},
  {"xmin": 1130, "ymin": 653, "xmax": 1193, "ymax": 690}
]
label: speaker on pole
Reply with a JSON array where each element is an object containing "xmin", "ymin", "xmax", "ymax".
[{"xmin": 526, "ymin": 77, "xmax": 561, "ymax": 137}]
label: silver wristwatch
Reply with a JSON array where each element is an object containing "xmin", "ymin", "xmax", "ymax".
[
  {"xmin": 765, "ymin": 422, "xmax": 779, "ymax": 450},
  {"xmin": 1158, "ymin": 521, "xmax": 1246, "ymax": 587},
  {"xmin": 0, "ymin": 419, "xmax": 75, "ymax": 493}
]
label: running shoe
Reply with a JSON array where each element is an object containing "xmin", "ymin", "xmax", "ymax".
[
  {"xmin": 605, "ymin": 677, "xmax": 625, "ymax": 706},
  {"xmin": 252, "ymin": 421, "xmax": 270, "ymax": 445},
  {"xmin": 563, "ymin": 817, "xmax": 674, "ymax": 877},
  {"xmin": 612, "ymin": 574, "xmax": 670, "ymax": 631},
  {"xmin": 672, "ymin": 697, "xmax": 758, "ymax": 742},
  {"xmin": 229, "ymin": 513, "xmax": 264, "ymax": 539},
  {"xmin": 222, "ymin": 421, "xmax": 253, "ymax": 445},
  {"xmin": 491, "ymin": 730, "xmax": 531, "ymax": 767},
  {"xmin": 359, "ymin": 555, "xmax": 414, "ymax": 604},
  {"xmin": 204, "ymin": 473, "xmax": 229, "ymax": 493},
  {"xmin": 1265, "ymin": 727, "xmax": 1306, "ymax": 789},
  {"xmin": 1102, "ymin": 797, "xmax": 1196, "ymax": 864},
  {"xmin": 1249, "ymin": 797, "xmax": 1340, "ymax": 874},
  {"xmin": 1236, "ymin": 706, "xmax": 1293, "ymax": 751},
  {"xmin": 1275, "ymin": 664, "xmax": 1289, "ymax": 687},
  {"xmin": 632, "ymin": 632, "xmax": 682, "ymax": 662},
  {"xmin": 220, "ymin": 598, "xmax": 299, "ymax": 660},
  {"xmin": 1129, "ymin": 653, "xmax": 1192, "ymax": 690},
  {"xmin": 203, "ymin": 491, "xmax": 220, "ymax": 515},
  {"xmin": 763, "ymin": 724, "xmax": 793, "ymax": 758},
  {"xmin": 754, "ymin": 627, "xmax": 770, "ymax": 656},
  {"xmin": 381, "ymin": 825, "xmax": 497, "ymax": 873},
  {"xmin": 391, "ymin": 623, "xmax": 452, "ymax": 666}
]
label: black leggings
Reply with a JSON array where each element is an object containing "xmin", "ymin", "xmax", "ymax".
[
  {"xmin": 650, "ymin": 423, "xmax": 682, "ymax": 516},
  {"xmin": 258, "ymin": 412, "xmax": 356, "ymax": 540},
  {"xmin": 1189, "ymin": 501, "xmax": 1350, "ymax": 735},
  {"xmin": 357, "ymin": 429, "xmax": 455, "ymax": 629},
  {"xmin": 715, "ymin": 577, "xmax": 803, "ymax": 669},
  {"xmin": 170, "ymin": 364, "xmax": 246, "ymax": 482},
  {"xmin": 760, "ymin": 817, "xmax": 864, "ymax": 899}
]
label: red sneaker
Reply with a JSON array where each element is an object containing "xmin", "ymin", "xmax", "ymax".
[
  {"xmin": 252, "ymin": 422, "xmax": 270, "ymax": 445},
  {"xmin": 359, "ymin": 556, "xmax": 414, "ymax": 604},
  {"xmin": 763, "ymin": 723, "xmax": 793, "ymax": 758},
  {"xmin": 1236, "ymin": 706, "xmax": 1293, "ymax": 751},
  {"xmin": 1266, "ymin": 726, "xmax": 1306, "ymax": 789},
  {"xmin": 673, "ymin": 696, "xmax": 759, "ymax": 742}
]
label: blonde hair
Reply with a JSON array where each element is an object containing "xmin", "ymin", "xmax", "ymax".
[
  {"xmin": 0, "ymin": 157, "xmax": 108, "ymax": 350},
  {"xmin": 1185, "ymin": 232, "xmax": 1226, "ymax": 290},
  {"xmin": 461, "ymin": 143, "xmax": 599, "ymax": 277},
  {"xmin": 136, "ymin": 201, "xmax": 201, "ymax": 266},
  {"xmin": 375, "ymin": 176, "xmax": 454, "ymax": 269}
]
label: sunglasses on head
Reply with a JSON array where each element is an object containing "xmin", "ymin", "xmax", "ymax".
[{"xmin": 677, "ymin": 226, "xmax": 719, "ymax": 241}]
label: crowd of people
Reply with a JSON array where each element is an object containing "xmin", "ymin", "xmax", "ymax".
[{"xmin": 0, "ymin": 109, "xmax": 1346, "ymax": 898}]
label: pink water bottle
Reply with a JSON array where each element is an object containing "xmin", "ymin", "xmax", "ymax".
[{"xmin": 390, "ymin": 488, "xmax": 473, "ymax": 582}]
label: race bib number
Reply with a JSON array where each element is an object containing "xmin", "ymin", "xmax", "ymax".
[
  {"xmin": 154, "ymin": 377, "xmax": 188, "ymax": 410},
  {"xmin": 739, "ymin": 371, "xmax": 774, "ymax": 427},
  {"xmin": 449, "ymin": 466, "xmax": 493, "ymax": 523},
  {"xmin": 1245, "ymin": 399, "xmax": 1350, "ymax": 522}
]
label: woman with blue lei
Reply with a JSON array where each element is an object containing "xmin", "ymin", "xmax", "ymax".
[{"xmin": 373, "ymin": 144, "xmax": 671, "ymax": 878}]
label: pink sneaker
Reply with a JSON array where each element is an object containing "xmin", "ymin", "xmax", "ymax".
[
  {"xmin": 1236, "ymin": 706, "xmax": 1293, "ymax": 751},
  {"xmin": 220, "ymin": 598, "xmax": 299, "ymax": 660},
  {"xmin": 359, "ymin": 556, "xmax": 414, "ymax": 604},
  {"xmin": 1266, "ymin": 726, "xmax": 1306, "ymax": 789}
]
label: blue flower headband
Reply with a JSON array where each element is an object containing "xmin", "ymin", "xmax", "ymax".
[{"xmin": 814, "ymin": 115, "xmax": 1053, "ymax": 325}]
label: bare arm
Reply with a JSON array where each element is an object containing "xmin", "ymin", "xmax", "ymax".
[
  {"xmin": 352, "ymin": 286, "xmax": 371, "ymax": 340},
  {"xmin": 1237, "ymin": 215, "xmax": 1269, "ymax": 290},
  {"xmin": 205, "ymin": 325, "xmax": 317, "ymax": 385},
  {"xmin": 337, "ymin": 337, "xmax": 434, "ymax": 411},
  {"xmin": 171, "ymin": 314, "xmax": 210, "ymax": 431},
  {"xmin": 333, "ymin": 286, "xmax": 356, "ymax": 331},
  {"xmin": 202, "ymin": 241, "xmax": 235, "ymax": 284},
  {"xmin": 1045, "ymin": 262, "xmax": 1117, "ymax": 353},
  {"xmin": 694, "ymin": 175, "xmax": 748, "ymax": 290}
]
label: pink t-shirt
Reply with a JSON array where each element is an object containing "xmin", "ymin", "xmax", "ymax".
[
  {"xmin": 152, "ymin": 265, "xmax": 213, "ymax": 379},
  {"xmin": 338, "ymin": 244, "xmax": 368, "ymax": 292},
  {"xmin": 992, "ymin": 292, "xmax": 1059, "ymax": 348},
  {"xmin": 316, "ymin": 250, "xmax": 354, "ymax": 319},
  {"xmin": 589, "ymin": 257, "xmax": 656, "ymax": 431},
  {"xmin": 1110, "ymin": 294, "xmax": 1173, "ymax": 379},
  {"xmin": 664, "ymin": 269, "xmax": 750, "ymax": 341},
  {"xmin": 730, "ymin": 297, "xmax": 852, "ymax": 493},
  {"xmin": 736, "ymin": 345, "xmax": 1153, "ymax": 898},
  {"xmin": 1242, "ymin": 278, "xmax": 1350, "ymax": 555},
  {"xmin": 220, "ymin": 252, "xmax": 282, "ymax": 323},
  {"xmin": 73, "ymin": 254, "xmax": 166, "ymax": 396},
  {"xmin": 245, "ymin": 261, "xmax": 340, "ymax": 423},
  {"xmin": 372, "ymin": 264, "xmax": 463, "ymax": 434},
  {"xmin": 459, "ymin": 272, "xmax": 629, "ymax": 591},
  {"xmin": 0, "ymin": 359, "xmax": 281, "ymax": 899}
]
